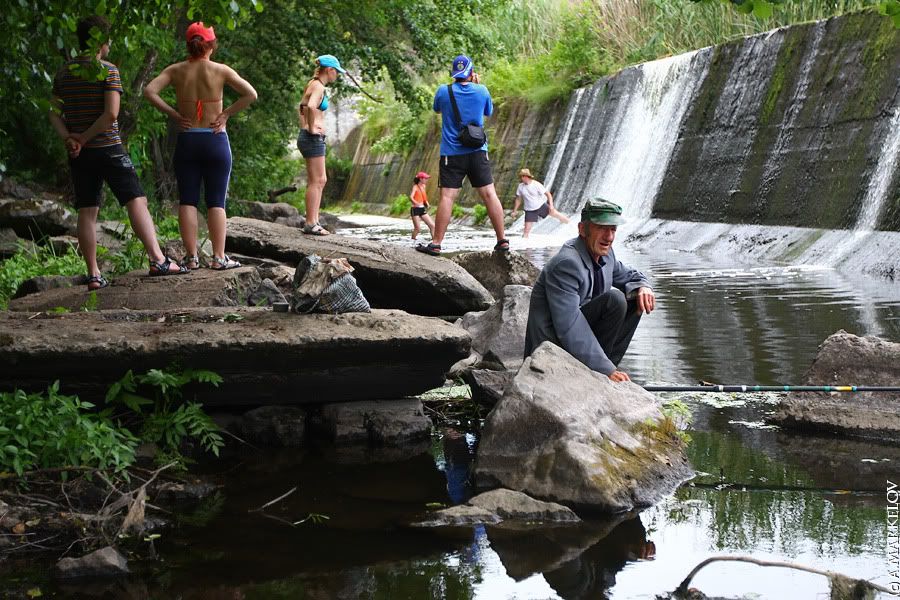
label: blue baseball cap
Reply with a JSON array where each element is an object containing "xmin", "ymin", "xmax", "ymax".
[
  {"xmin": 317, "ymin": 54, "xmax": 346, "ymax": 73},
  {"xmin": 450, "ymin": 54, "xmax": 473, "ymax": 79}
]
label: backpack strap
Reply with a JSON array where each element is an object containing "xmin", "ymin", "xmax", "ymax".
[{"xmin": 446, "ymin": 83, "xmax": 463, "ymax": 129}]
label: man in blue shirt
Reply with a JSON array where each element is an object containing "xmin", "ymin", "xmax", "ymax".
[{"xmin": 415, "ymin": 55, "xmax": 508, "ymax": 257}]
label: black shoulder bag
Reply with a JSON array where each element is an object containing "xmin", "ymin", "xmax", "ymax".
[{"xmin": 447, "ymin": 84, "xmax": 487, "ymax": 149}]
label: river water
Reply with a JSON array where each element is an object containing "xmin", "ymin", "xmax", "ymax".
[{"xmin": 11, "ymin": 220, "xmax": 899, "ymax": 599}]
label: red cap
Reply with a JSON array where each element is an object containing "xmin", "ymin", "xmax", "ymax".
[
  {"xmin": 416, "ymin": 171, "xmax": 430, "ymax": 179},
  {"xmin": 186, "ymin": 22, "xmax": 216, "ymax": 42}
]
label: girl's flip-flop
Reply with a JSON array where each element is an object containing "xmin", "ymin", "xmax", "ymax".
[
  {"xmin": 148, "ymin": 257, "xmax": 188, "ymax": 276},
  {"xmin": 86, "ymin": 274, "xmax": 109, "ymax": 291}
]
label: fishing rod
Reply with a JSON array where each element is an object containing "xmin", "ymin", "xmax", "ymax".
[{"xmin": 642, "ymin": 384, "xmax": 900, "ymax": 393}]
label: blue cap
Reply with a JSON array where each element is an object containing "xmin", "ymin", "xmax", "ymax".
[
  {"xmin": 450, "ymin": 54, "xmax": 473, "ymax": 80},
  {"xmin": 317, "ymin": 54, "xmax": 346, "ymax": 74}
]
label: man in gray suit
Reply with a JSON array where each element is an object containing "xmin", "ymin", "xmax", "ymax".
[{"xmin": 524, "ymin": 199, "xmax": 655, "ymax": 382}]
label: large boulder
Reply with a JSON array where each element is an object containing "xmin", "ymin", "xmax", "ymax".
[
  {"xmin": 771, "ymin": 330, "xmax": 900, "ymax": 440},
  {"xmin": 451, "ymin": 250, "xmax": 540, "ymax": 300},
  {"xmin": 0, "ymin": 307, "xmax": 470, "ymax": 406},
  {"xmin": 461, "ymin": 368, "xmax": 514, "ymax": 407},
  {"xmin": 474, "ymin": 342, "xmax": 693, "ymax": 512},
  {"xmin": 225, "ymin": 217, "xmax": 492, "ymax": 316},
  {"xmin": 237, "ymin": 406, "xmax": 307, "ymax": 448},
  {"xmin": 459, "ymin": 284, "xmax": 531, "ymax": 370},
  {"xmin": 0, "ymin": 198, "xmax": 76, "ymax": 238}
]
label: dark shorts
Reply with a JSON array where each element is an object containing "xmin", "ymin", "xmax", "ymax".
[
  {"xmin": 173, "ymin": 129, "xmax": 233, "ymax": 210},
  {"xmin": 68, "ymin": 144, "xmax": 144, "ymax": 209},
  {"xmin": 439, "ymin": 151, "xmax": 493, "ymax": 189},
  {"xmin": 297, "ymin": 130, "xmax": 326, "ymax": 158},
  {"xmin": 410, "ymin": 205, "xmax": 427, "ymax": 217},
  {"xmin": 525, "ymin": 202, "xmax": 550, "ymax": 222}
]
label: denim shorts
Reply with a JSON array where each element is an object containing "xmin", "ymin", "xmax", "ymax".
[{"xmin": 297, "ymin": 129, "xmax": 326, "ymax": 158}]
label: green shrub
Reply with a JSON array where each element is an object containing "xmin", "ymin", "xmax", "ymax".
[
  {"xmin": 389, "ymin": 194, "xmax": 412, "ymax": 216},
  {"xmin": 350, "ymin": 201, "xmax": 364, "ymax": 213},
  {"xmin": 0, "ymin": 243, "xmax": 85, "ymax": 309},
  {"xmin": 0, "ymin": 383, "xmax": 138, "ymax": 476},
  {"xmin": 451, "ymin": 204, "xmax": 465, "ymax": 219},
  {"xmin": 473, "ymin": 204, "xmax": 488, "ymax": 226},
  {"xmin": 106, "ymin": 367, "xmax": 225, "ymax": 468}
]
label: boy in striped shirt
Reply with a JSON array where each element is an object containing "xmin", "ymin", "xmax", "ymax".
[{"xmin": 48, "ymin": 15, "xmax": 186, "ymax": 290}]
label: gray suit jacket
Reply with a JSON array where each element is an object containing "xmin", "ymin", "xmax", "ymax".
[{"xmin": 524, "ymin": 237, "xmax": 650, "ymax": 375}]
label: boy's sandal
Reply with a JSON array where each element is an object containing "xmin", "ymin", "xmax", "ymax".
[
  {"xmin": 415, "ymin": 242, "xmax": 442, "ymax": 257},
  {"xmin": 209, "ymin": 255, "xmax": 241, "ymax": 270},
  {"xmin": 494, "ymin": 238, "xmax": 511, "ymax": 253},
  {"xmin": 183, "ymin": 255, "xmax": 201, "ymax": 270},
  {"xmin": 86, "ymin": 274, "xmax": 109, "ymax": 291},
  {"xmin": 149, "ymin": 256, "xmax": 189, "ymax": 277},
  {"xmin": 302, "ymin": 222, "xmax": 330, "ymax": 236}
]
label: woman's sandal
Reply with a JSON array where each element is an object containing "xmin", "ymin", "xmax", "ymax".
[
  {"xmin": 86, "ymin": 274, "xmax": 109, "ymax": 291},
  {"xmin": 302, "ymin": 222, "xmax": 330, "ymax": 236},
  {"xmin": 149, "ymin": 256, "xmax": 189, "ymax": 277},
  {"xmin": 183, "ymin": 255, "xmax": 201, "ymax": 270},
  {"xmin": 494, "ymin": 238, "xmax": 510, "ymax": 253},
  {"xmin": 415, "ymin": 242, "xmax": 442, "ymax": 257},
  {"xmin": 209, "ymin": 255, "xmax": 241, "ymax": 270}
]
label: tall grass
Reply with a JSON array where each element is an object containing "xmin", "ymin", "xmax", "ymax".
[{"xmin": 486, "ymin": 0, "xmax": 877, "ymax": 106}]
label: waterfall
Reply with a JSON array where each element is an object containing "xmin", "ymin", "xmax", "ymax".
[
  {"xmin": 543, "ymin": 88, "xmax": 586, "ymax": 191},
  {"xmin": 584, "ymin": 50, "xmax": 709, "ymax": 221},
  {"xmin": 531, "ymin": 48, "xmax": 711, "ymax": 238},
  {"xmin": 855, "ymin": 102, "xmax": 900, "ymax": 231}
]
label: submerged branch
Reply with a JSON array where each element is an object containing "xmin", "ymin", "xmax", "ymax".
[{"xmin": 675, "ymin": 555, "xmax": 892, "ymax": 596}]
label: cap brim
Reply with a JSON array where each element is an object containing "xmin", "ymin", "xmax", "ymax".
[{"xmin": 334, "ymin": 66, "xmax": 346, "ymax": 73}]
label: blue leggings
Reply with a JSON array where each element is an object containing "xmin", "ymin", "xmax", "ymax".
[{"xmin": 173, "ymin": 129, "xmax": 232, "ymax": 209}]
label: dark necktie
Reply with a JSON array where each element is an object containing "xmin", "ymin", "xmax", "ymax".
[{"xmin": 592, "ymin": 258, "xmax": 605, "ymax": 298}]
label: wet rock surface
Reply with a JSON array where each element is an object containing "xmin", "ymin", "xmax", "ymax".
[
  {"xmin": 451, "ymin": 250, "xmax": 540, "ymax": 300},
  {"xmin": 0, "ymin": 307, "xmax": 470, "ymax": 406},
  {"xmin": 474, "ymin": 342, "xmax": 693, "ymax": 512},
  {"xmin": 468, "ymin": 489, "xmax": 580, "ymax": 523},
  {"xmin": 52, "ymin": 546, "xmax": 129, "ymax": 580},
  {"xmin": 772, "ymin": 330, "xmax": 900, "ymax": 440},
  {"xmin": 225, "ymin": 217, "xmax": 493, "ymax": 316}
]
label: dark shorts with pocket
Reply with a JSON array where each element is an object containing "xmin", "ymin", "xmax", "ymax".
[
  {"xmin": 438, "ymin": 151, "xmax": 493, "ymax": 189},
  {"xmin": 410, "ymin": 205, "xmax": 428, "ymax": 217},
  {"xmin": 525, "ymin": 202, "xmax": 550, "ymax": 222},
  {"xmin": 297, "ymin": 130, "xmax": 326, "ymax": 158},
  {"xmin": 68, "ymin": 144, "xmax": 144, "ymax": 209}
]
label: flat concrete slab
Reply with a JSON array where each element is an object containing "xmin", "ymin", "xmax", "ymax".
[{"xmin": 0, "ymin": 307, "xmax": 470, "ymax": 406}]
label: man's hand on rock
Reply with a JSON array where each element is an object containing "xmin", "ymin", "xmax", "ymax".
[
  {"xmin": 636, "ymin": 287, "xmax": 655, "ymax": 314},
  {"xmin": 609, "ymin": 370, "xmax": 630, "ymax": 382}
]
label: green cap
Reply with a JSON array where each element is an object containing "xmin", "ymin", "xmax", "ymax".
[{"xmin": 580, "ymin": 198, "xmax": 625, "ymax": 225}]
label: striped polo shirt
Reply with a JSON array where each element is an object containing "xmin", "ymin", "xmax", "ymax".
[{"xmin": 52, "ymin": 58, "xmax": 123, "ymax": 148}]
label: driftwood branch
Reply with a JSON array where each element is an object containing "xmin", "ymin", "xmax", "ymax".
[
  {"xmin": 267, "ymin": 185, "xmax": 297, "ymax": 201},
  {"xmin": 249, "ymin": 486, "xmax": 297, "ymax": 513},
  {"xmin": 675, "ymin": 555, "xmax": 892, "ymax": 596}
]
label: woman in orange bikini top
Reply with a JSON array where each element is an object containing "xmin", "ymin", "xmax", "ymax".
[{"xmin": 144, "ymin": 21, "xmax": 257, "ymax": 270}]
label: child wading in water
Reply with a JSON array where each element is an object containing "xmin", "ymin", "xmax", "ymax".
[{"xmin": 410, "ymin": 171, "xmax": 436, "ymax": 241}]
